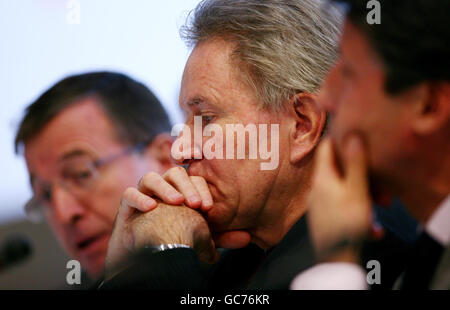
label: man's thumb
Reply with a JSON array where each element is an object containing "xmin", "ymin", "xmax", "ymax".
[
  {"xmin": 213, "ymin": 231, "xmax": 251, "ymax": 249},
  {"xmin": 197, "ymin": 238, "xmax": 219, "ymax": 264},
  {"xmin": 345, "ymin": 135, "xmax": 369, "ymax": 190}
]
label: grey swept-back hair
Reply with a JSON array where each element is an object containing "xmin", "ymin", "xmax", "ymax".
[{"xmin": 181, "ymin": 0, "xmax": 343, "ymax": 110}]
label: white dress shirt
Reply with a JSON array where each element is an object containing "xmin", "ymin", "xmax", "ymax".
[{"xmin": 425, "ymin": 195, "xmax": 450, "ymax": 246}]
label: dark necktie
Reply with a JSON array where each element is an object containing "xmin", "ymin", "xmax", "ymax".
[{"xmin": 400, "ymin": 231, "xmax": 444, "ymax": 289}]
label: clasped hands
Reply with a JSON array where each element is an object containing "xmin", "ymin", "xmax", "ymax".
[
  {"xmin": 105, "ymin": 134, "xmax": 382, "ymax": 280},
  {"xmin": 105, "ymin": 167, "xmax": 250, "ymax": 280}
]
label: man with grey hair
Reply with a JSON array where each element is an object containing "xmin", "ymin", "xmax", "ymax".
[{"xmin": 101, "ymin": 0, "xmax": 342, "ymax": 289}]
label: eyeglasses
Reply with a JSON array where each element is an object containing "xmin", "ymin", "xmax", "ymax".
[{"xmin": 24, "ymin": 142, "xmax": 148, "ymax": 223}]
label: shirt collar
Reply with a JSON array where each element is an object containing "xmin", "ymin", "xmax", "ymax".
[{"xmin": 425, "ymin": 194, "xmax": 450, "ymax": 246}]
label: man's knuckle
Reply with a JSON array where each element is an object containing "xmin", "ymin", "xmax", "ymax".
[
  {"xmin": 175, "ymin": 166, "xmax": 186, "ymax": 173},
  {"xmin": 137, "ymin": 195, "xmax": 148, "ymax": 207},
  {"xmin": 165, "ymin": 167, "xmax": 181, "ymax": 180},
  {"xmin": 123, "ymin": 187, "xmax": 136, "ymax": 199},
  {"xmin": 168, "ymin": 167, "xmax": 187, "ymax": 179},
  {"xmin": 144, "ymin": 172, "xmax": 160, "ymax": 184},
  {"xmin": 191, "ymin": 176, "xmax": 207, "ymax": 186},
  {"xmin": 189, "ymin": 176, "xmax": 200, "ymax": 183}
]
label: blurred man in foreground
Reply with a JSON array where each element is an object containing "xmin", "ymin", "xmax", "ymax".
[
  {"xmin": 101, "ymin": 0, "xmax": 343, "ymax": 289},
  {"xmin": 15, "ymin": 72, "xmax": 174, "ymax": 280},
  {"xmin": 292, "ymin": 0, "xmax": 449, "ymax": 289}
]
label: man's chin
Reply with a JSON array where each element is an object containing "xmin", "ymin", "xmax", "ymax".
[
  {"xmin": 203, "ymin": 204, "xmax": 233, "ymax": 229},
  {"xmin": 211, "ymin": 230, "xmax": 252, "ymax": 249},
  {"xmin": 369, "ymin": 173, "xmax": 394, "ymax": 207},
  {"xmin": 330, "ymin": 134, "xmax": 393, "ymax": 206},
  {"xmin": 82, "ymin": 258, "xmax": 106, "ymax": 279},
  {"xmin": 76, "ymin": 248, "xmax": 108, "ymax": 278}
]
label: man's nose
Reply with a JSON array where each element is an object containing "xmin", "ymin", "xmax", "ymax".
[
  {"xmin": 50, "ymin": 184, "xmax": 85, "ymax": 225},
  {"xmin": 171, "ymin": 126, "xmax": 203, "ymax": 166}
]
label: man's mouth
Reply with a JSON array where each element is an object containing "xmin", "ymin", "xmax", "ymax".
[{"xmin": 75, "ymin": 233, "xmax": 108, "ymax": 252}]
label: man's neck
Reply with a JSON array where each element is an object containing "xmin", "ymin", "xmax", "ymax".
[
  {"xmin": 399, "ymin": 184, "xmax": 449, "ymax": 225},
  {"xmin": 250, "ymin": 197, "xmax": 308, "ymax": 250},
  {"xmin": 249, "ymin": 165, "xmax": 312, "ymax": 250},
  {"xmin": 394, "ymin": 152, "xmax": 450, "ymax": 224}
]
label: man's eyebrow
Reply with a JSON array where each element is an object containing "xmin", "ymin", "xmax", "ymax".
[
  {"xmin": 180, "ymin": 97, "xmax": 204, "ymax": 113},
  {"xmin": 181, "ymin": 97, "xmax": 218, "ymax": 114},
  {"xmin": 59, "ymin": 149, "xmax": 88, "ymax": 162},
  {"xmin": 186, "ymin": 97, "xmax": 206, "ymax": 107}
]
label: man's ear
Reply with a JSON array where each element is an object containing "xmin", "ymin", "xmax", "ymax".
[
  {"xmin": 289, "ymin": 92, "xmax": 327, "ymax": 164},
  {"xmin": 411, "ymin": 82, "xmax": 450, "ymax": 135},
  {"xmin": 143, "ymin": 133, "xmax": 175, "ymax": 173}
]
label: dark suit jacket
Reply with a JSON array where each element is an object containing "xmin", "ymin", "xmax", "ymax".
[
  {"xmin": 360, "ymin": 202, "xmax": 419, "ymax": 290},
  {"xmin": 362, "ymin": 201, "xmax": 449, "ymax": 290},
  {"xmin": 100, "ymin": 201, "xmax": 422, "ymax": 290},
  {"xmin": 101, "ymin": 216, "xmax": 315, "ymax": 290},
  {"xmin": 209, "ymin": 215, "xmax": 315, "ymax": 289}
]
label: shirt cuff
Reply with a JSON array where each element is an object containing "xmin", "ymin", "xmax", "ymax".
[{"xmin": 290, "ymin": 262, "xmax": 368, "ymax": 290}]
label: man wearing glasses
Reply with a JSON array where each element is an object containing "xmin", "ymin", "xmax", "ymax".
[{"xmin": 14, "ymin": 71, "xmax": 174, "ymax": 280}]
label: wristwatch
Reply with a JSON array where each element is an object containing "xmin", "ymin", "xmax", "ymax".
[{"xmin": 143, "ymin": 244, "xmax": 192, "ymax": 254}]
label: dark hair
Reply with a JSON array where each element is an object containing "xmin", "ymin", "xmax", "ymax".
[
  {"xmin": 15, "ymin": 71, "xmax": 172, "ymax": 154},
  {"xmin": 332, "ymin": 0, "xmax": 450, "ymax": 94}
]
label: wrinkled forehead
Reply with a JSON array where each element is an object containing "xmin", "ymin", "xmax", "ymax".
[
  {"xmin": 181, "ymin": 40, "xmax": 237, "ymax": 93},
  {"xmin": 23, "ymin": 100, "xmax": 122, "ymax": 178},
  {"xmin": 180, "ymin": 39, "xmax": 260, "ymax": 116},
  {"xmin": 25, "ymin": 140, "xmax": 99, "ymax": 184}
]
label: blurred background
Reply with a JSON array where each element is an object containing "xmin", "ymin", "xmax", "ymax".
[{"xmin": 0, "ymin": 0, "xmax": 200, "ymax": 289}]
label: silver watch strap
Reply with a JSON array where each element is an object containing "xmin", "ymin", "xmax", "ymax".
[{"xmin": 144, "ymin": 244, "xmax": 191, "ymax": 254}]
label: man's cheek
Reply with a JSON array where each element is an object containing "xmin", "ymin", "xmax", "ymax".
[
  {"xmin": 89, "ymin": 197, "xmax": 118, "ymax": 224},
  {"xmin": 337, "ymin": 108, "xmax": 361, "ymax": 133}
]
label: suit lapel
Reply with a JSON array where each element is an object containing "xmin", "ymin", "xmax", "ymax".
[
  {"xmin": 429, "ymin": 246, "xmax": 450, "ymax": 289},
  {"xmin": 248, "ymin": 215, "xmax": 315, "ymax": 289}
]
